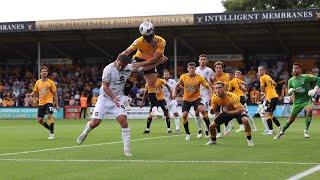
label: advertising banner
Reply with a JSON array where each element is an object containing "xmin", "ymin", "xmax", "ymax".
[
  {"xmin": 194, "ymin": 9, "xmax": 320, "ymax": 25},
  {"xmin": 0, "ymin": 21, "xmax": 35, "ymax": 33},
  {"xmin": 0, "ymin": 108, "xmax": 63, "ymax": 119}
]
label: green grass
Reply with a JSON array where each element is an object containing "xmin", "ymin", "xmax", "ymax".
[{"xmin": 0, "ymin": 118, "xmax": 319, "ymax": 179}]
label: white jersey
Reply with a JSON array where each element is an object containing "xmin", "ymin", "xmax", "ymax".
[
  {"xmin": 163, "ymin": 79, "xmax": 176, "ymax": 101},
  {"xmin": 99, "ymin": 62, "xmax": 133, "ymax": 98},
  {"xmin": 195, "ymin": 66, "xmax": 214, "ymax": 96}
]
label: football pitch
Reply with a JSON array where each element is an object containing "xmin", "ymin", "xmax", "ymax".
[{"xmin": 0, "ymin": 118, "xmax": 319, "ymax": 179}]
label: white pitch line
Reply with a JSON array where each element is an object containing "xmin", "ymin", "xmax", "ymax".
[
  {"xmin": 0, "ymin": 159, "xmax": 318, "ymax": 165},
  {"xmin": 0, "ymin": 134, "xmax": 183, "ymax": 156},
  {"xmin": 0, "ymin": 125, "xmax": 34, "ymax": 129},
  {"xmin": 287, "ymin": 165, "xmax": 320, "ymax": 180}
]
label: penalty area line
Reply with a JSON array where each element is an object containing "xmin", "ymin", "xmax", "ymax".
[{"xmin": 0, "ymin": 134, "xmax": 183, "ymax": 156}]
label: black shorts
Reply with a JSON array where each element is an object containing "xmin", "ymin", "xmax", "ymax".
[
  {"xmin": 240, "ymin": 96, "xmax": 246, "ymax": 105},
  {"xmin": 150, "ymin": 99, "xmax": 168, "ymax": 113},
  {"xmin": 182, "ymin": 98, "xmax": 203, "ymax": 112},
  {"xmin": 265, "ymin": 97, "xmax": 278, "ymax": 113},
  {"xmin": 214, "ymin": 111, "xmax": 248, "ymax": 126},
  {"xmin": 37, "ymin": 103, "xmax": 54, "ymax": 118},
  {"xmin": 134, "ymin": 57, "xmax": 163, "ymax": 75}
]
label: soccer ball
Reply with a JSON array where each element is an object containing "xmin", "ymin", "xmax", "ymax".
[{"xmin": 139, "ymin": 22, "xmax": 154, "ymax": 36}]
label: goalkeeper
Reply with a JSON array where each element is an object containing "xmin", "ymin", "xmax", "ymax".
[{"xmin": 274, "ymin": 63, "xmax": 320, "ymax": 139}]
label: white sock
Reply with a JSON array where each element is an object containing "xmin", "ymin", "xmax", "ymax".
[
  {"xmin": 174, "ymin": 117, "xmax": 180, "ymax": 130},
  {"xmin": 195, "ymin": 116, "xmax": 202, "ymax": 130},
  {"xmin": 121, "ymin": 128, "xmax": 131, "ymax": 150},
  {"xmin": 261, "ymin": 117, "xmax": 269, "ymax": 131},
  {"xmin": 83, "ymin": 122, "xmax": 92, "ymax": 135}
]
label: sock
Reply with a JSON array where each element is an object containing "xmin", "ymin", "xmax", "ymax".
[
  {"xmin": 203, "ymin": 117, "xmax": 210, "ymax": 132},
  {"xmin": 282, "ymin": 122, "xmax": 292, "ymax": 133},
  {"xmin": 83, "ymin": 122, "xmax": 93, "ymax": 135},
  {"xmin": 261, "ymin": 117, "xmax": 269, "ymax": 131},
  {"xmin": 216, "ymin": 125, "xmax": 221, "ymax": 133},
  {"xmin": 165, "ymin": 117, "xmax": 171, "ymax": 129},
  {"xmin": 272, "ymin": 117, "xmax": 281, "ymax": 127},
  {"xmin": 121, "ymin": 128, "xmax": 131, "ymax": 150},
  {"xmin": 49, "ymin": 123, "xmax": 54, "ymax": 134},
  {"xmin": 305, "ymin": 115, "xmax": 312, "ymax": 131},
  {"xmin": 174, "ymin": 117, "xmax": 180, "ymax": 130},
  {"xmin": 211, "ymin": 137, "xmax": 217, "ymax": 142},
  {"xmin": 195, "ymin": 116, "xmax": 202, "ymax": 130},
  {"xmin": 39, "ymin": 120, "xmax": 50, "ymax": 130},
  {"xmin": 146, "ymin": 117, "xmax": 152, "ymax": 129},
  {"xmin": 48, "ymin": 117, "xmax": 54, "ymax": 134},
  {"xmin": 247, "ymin": 135, "xmax": 252, "ymax": 140},
  {"xmin": 183, "ymin": 121, "xmax": 190, "ymax": 135},
  {"xmin": 267, "ymin": 119, "xmax": 273, "ymax": 130}
]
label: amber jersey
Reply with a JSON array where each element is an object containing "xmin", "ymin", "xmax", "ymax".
[
  {"xmin": 213, "ymin": 72, "xmax": 230, "ymax": 90},
  {"xmin": 33, "ymin": 79, "xmax": 57, "ymax": 106},
  {"xmin": 146, "ymin": 78, "xmax": 167, "ymax": 100},
  {"xmin": 259, "ymin": 74, "xmax": 278, "ymax": 101},
  {"xmin": 229, "ymin": 78, "xmax": 245, "ymax": 97},
  {"xmin": 130, "ymin": 35, "xmax": 166, "ymax": 60},
  {"xmin": 179, "ymin": 73, "xmax": 209, "ymax": 102},
  {"xmin": 211, "ymin": 92, "xmax": 245, "ymax": 111}
]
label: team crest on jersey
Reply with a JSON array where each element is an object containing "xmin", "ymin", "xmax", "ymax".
[{"xmin": 187, "ymin": 85, "xmax": 196, "ymax": 93}]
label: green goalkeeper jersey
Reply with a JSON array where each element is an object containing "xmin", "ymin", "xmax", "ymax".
[{"xmin": 288, "ymin": 74, "xmax": 320, "ymax": 104}]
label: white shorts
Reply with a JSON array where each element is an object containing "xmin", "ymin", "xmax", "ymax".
[
  {"xmin": 91, "ymin": 95, "xmax": 127, "ymax": 119},
  {"xmin": 166, "ymin": 99, "xmax": 178, "ymax": 114},
  {"xmin": 200, "ymin": 95, "xmax": 210, "ymax": 111}
]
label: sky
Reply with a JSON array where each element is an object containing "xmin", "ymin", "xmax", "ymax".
[{"xmin": 0, "ymin": 0, "xmax": 225, "ymax": 22}]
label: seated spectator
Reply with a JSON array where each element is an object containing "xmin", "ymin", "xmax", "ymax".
[
  {"xmin": 69, "ymin": 96, "xmax": 76, "ymax": 106},
  {"xmin": 58, "ymin": 95, "xmax": 65, "ymax": 107},
  {"xmin": 2, "ymin": 93, "xmax": 14, "ymax": 107},
  {"xmin": 0, "ymin": 82, "xmax": 4, "ymax": 98},
  {"xmin": 130, "ymin": 83, "xmax": 140, "ymax": 106},
  {"xmin": 250, "ymin": 86, "xmax": 260, "ymax": 104},
  {"xmin": 74, "ymin": 90, "xmax": 80, "ymax": 105},
  {"xmin": 24, "ymin": 94, "xmax": 32, "ymax": 107}
]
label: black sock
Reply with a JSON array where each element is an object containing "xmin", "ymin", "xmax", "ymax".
[
  {"xmin": 165, "ymin": 117, "xmax": 170, "ymax": 128},
  {"xmin": 203, "ymin": 117, "xmax": 210, "ymax": 130},
  {"xmin": 216, "ymin": 125, "xmax": 221, "ymax": 133},
  {"xmin": 211, "ymin": 137, "xmax": 217, "ymax": 141},
  {"xmin": 148, "ymin": 93, "xmax": 158, "ymax": 108},
  {"xmin": 267, "ymin": 119, "xmax": 273, "ymax": 130},
  {"xmin": 49, "ymin": 123, "xmax": 54, "ymax": 134},
  {"xmin": 247, "ymin": 135, "xmax": 252, "ymax": 140},
  {"xmin": 147, "ymin": 117, "xmax": 152, "ymax": 129},
  {"xmin": 183, "ymin": 121, "xmax": 190, "ymax": 134},
  {"xmin": 40, "ymin": 121, "xmax": 50, "ymax": 130},
  {"xmin": 198, "ymin": 130, "xmax": 203, "ymax": 134},
  {"xmin": 272, "ymin": 117, "xmax": 281, "ymax": 127}
]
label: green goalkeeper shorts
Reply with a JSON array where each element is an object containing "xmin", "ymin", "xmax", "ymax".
[{"xmin": 290, "ymin": 101, "xmax": 312, "ymax": 117}]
